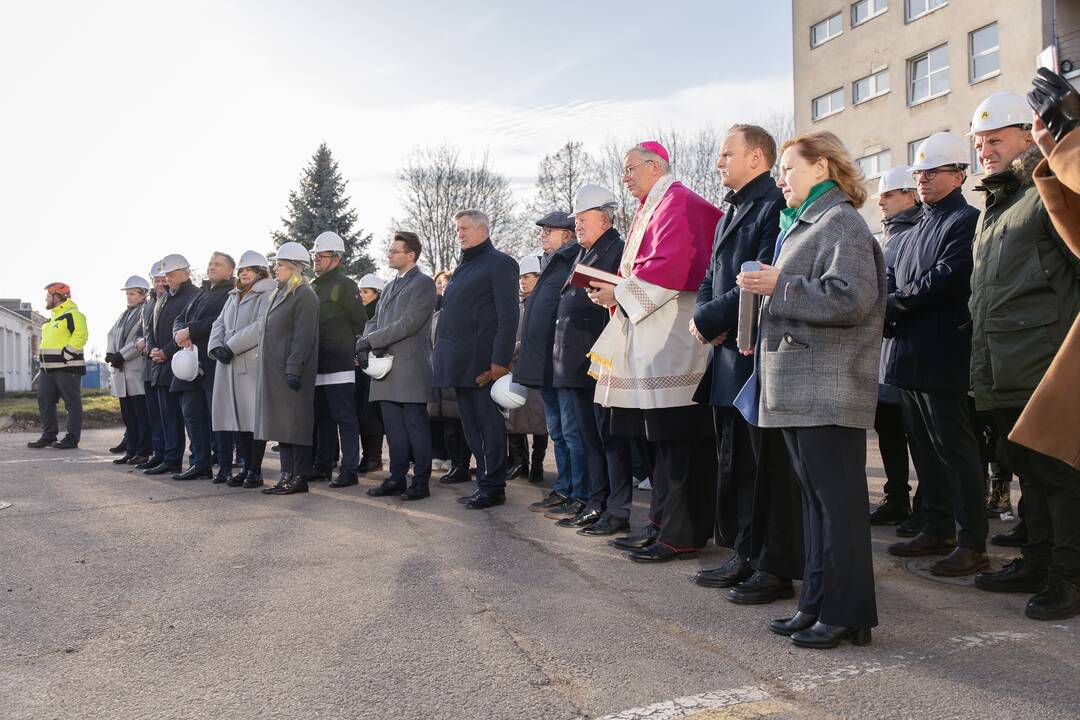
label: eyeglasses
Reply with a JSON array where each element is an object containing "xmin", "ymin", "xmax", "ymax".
[
  {"xmin": 311, "ymin": 251, "xmax": 336, "ymax": 260},
  {"xmin": 386, "ymin": 248, "xmax": 406, "ymax": 255},
  {"xmin": 622, "ymin": 160, "xmax": 655, "ymax": 177},
  {"xmin": 539, "ymin": 227, "xmax": 571, "ymax": 236},
  {"xmin": 912, "ymin": 166, "xmax": 962, "ymax": 181}
]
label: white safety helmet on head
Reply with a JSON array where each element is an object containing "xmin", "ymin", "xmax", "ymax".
[
  {"xmin": 121, "ymin": 275, "xmax": 150, "ymax": 291},
  {"xmin": 238, "ymin": 250, "xmax": 270, "ymax": 270},
  {"xmin": 490, "ymin": 374, "xmax": 528, "ymax": 410},
  {"xmin": 359, "ymin": 273, "xmax": 385, "ymax": 292},
  {"xmin": 569, "ymin": 184, "xmax": 618, "ymax": 218},
  {"xmin": 911, "ymin": 133, "xmax": 969, "ymax": 171},
  {"xmin": 518, "ymin": 255, "xmax": 542, "ymax": 276},
  {"xmin": 363, "ymin": 354, "xmax": 394, "ymax": 380},
  {"xmin": 876, "ymin": 166, "xmax": 918, "ymax": 196},
  {"xmin": 160, "ymin": 253, "xmax": 191, "ymax": 273},
  {"xmin": 970, "ymin": 92, "xmax": 1033, "ymax": 135},
  {"xmin": 275, "ymin": 241, "xmax": 311, "ymax": 265},
  {"xmin": 171, "ymin": 346, "xmax": 200, "ymax": 382},
  {"xmin": 312, "ymin": 231, "xmax": 345, "ymax": 255},
  {"xmin": 150, "ymin": 260, "xmax": 166, "ymax": 279}
]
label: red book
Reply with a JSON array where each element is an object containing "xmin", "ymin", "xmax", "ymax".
[{"xmin": 569, "ymin": 264, "xmax": 621, "ymax": 289}]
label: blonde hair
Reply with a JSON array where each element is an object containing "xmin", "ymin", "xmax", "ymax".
[{"xmin": 780, "ymin": 131, "xmax": 867, "ymax": 209}]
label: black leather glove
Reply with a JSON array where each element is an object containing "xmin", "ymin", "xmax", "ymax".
[
  {"xmin": 355, "ymin": 337, "xmax": 371, "ymax": 353},
  {"xmin": 357, "ymin": 350, "xmax": 370, "ymax": 370},
  {"xmin": 1028, "ymin": 67, "xmax": 1080, "ymax": 142},
  {"xmin": 286, "ymin": 373, "xmax": 301, "ymax": 391},
  {"xmin": 214, "ymin": 346, "xmax": 234, "ymax": 364}
]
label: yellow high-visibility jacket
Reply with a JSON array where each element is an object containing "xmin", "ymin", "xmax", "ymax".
[{"xmin": 40, "ymin": 299, "xmax": 88, "ymax": 374}]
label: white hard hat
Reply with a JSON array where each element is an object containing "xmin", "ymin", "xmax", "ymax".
[
  {"xmin": 150, "ymin": 260, "xmax": 165, "ymax": 279},
  {"xmin": 490, "ymin": 374, "xmax": 528, "ymax": 410},
  {"xmin": 876, "ymin": 166, "xmax": 918, "ymax": 196},
  {"xmin": 363, "ymin": 354, "xmax": 394, "ymax": 380},
  {"xmin": 569, "ymin": 184, "xmax": 618, "ymax": 218},
  {"xmin": 170, "ymin": 346, "xmax": 200, "ymax": 382},
  {"xmin": 312, "ymin": 231, "xmax": 345, "ymax": 254},
  {"xmin": 275, "ymin": 242, "xmax": 311, "ymax": 265},
  {"xmin": 519, "ymin": 255, "xmax": 542, "ymax": 276},
  {"xmin": 238, "ymin": 250, "xmax": 269, "ymax": 269},
  {"xmin": 970, "ymin": 92, "xmax": 1033, "ymax": 135},
  {"xmin": 359, "ymin": 273, "xmax": 385, "ymax": 292},
  {"xmin": 160, "ymin": 253, "xmax": 191, "ymax": 273},
  {"xmin": 911, "ymin": 132, "xmax": 969, "ymax": 171},
  {"xmin": 122, "ymin": 275, "xmax": 150, "ymax": 291}
]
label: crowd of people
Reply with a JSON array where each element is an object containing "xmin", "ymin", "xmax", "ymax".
[{"xmin": 31, "ymin": 68, "xmax": 1080, "ymax": 650}]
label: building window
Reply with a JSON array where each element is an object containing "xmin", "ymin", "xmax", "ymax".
[
  {"xmin": 905, "ymin": 0, "xmax": 946, "ymax": 22},
  {"xmin": 970, "ymin": 23, "xmax": 999, "ymax": 82},
  {"xmin": 811, "ymin": 13, "xmax": 843, "ymax": 48},
  {"xmin": 908, "ymin": 136, "xmax": 929, "ymax": 165},
  {"xmin": 812, "ymin": 88, "xmax": 845, "ymax": 120},
  {"xmin": 854, "ymin": 69, "xmax": 890, "ymax": 104},
  {"xmin": 909, "ymin": 44, "xmax": 949, "ymax": 104},
  {"xmin": 857, "ymin": 149, "xmax": 892, "ymax": 180},
  {"xmin": 852, "ymin": 0, "xmax": 887, "ymax": 26}
]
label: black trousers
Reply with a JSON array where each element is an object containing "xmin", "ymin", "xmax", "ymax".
[
  {"xmin": 456, "ymin": 386, "xmax": 507, "ymax": 493},
  {"xmin": 571, "ymin": 388, "xmax": 610, "ymax": 514},
  {"xmin": 655, "ymin": 437, "xmax": 718, "ymax": 551},
  {"xmin": 595, "ymin": 404, "xmax": 632, "ymax": 519},
  {"xmin": 381, "ymin": 401, "xmax": 432, "ymax": 488},
  {"xmin": 236, "ymin": 432, "xmax": 267, "ymax": 475},
  {"xmin": 747, "ymin": 425, "xmax": 805, "ymax": 580},
  {"xmin": 143, "ymin": 380, "xmax": 165, "ymax": 462},
  {"xmin": 713, "ymin": 407, "xmax": 756, "ymax": 559},
  {"xmin": 442, "ymin": 419, "xmax": 471, "ymax": 469},
  {"xmin": 900, "ymin": 390, "xmax": 988, "ymax": 551},
  {"xmin": 991, "ymin": 407, "xmax": 1080, "ymax": 581},
  {"xmin": 38, "ymin": 370, "xmax": 82, "ymax": 442},
  {"xmin": 874, "ymin": 400, "xmax": 910, "ymax": 502},
  {"xmin": 119, "ymin": 395, "xmax": 152, "ymax": 457},
  {"xmin": 278, "ymin": 443, "xmax": 313, "ymax": 478},
  {"xmin": 783, "ymin": 426, "xmax": 878, "ymax": 628},
  {"xmin": 315, "ymin": 383, "xmax": 360, "ymax": 475}
]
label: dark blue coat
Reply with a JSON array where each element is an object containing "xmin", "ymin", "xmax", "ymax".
[
  {"xmin": 885, "ymin": 188, "xmax": 980, "ymax": 392},
  {"xmin": 171, "ymin": 279, "xmax": 232, "ymax": 392},
  {"xmin": 433, "ymin": 239, "xmax": 519, "ymax": 388},
  {"xmin": 513, "ymin": 241, "xmax": 580, "ymax": 388},
  {"xmin": 147, "ymin": 280, "xmax": 199, "ymax": 389},
  {"xmin": 552, "ymin": 227, "xmax": 625, "ymax": 389},
  {"xmin": 878, "ymin": 204, "xmax": 923, "ymax": 403},
  {"xmin": 693, "ymin": 172, "xmax": 784, "ymax": 407}
]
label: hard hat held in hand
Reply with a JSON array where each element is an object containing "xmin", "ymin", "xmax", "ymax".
[
  {"xmin": 363, "ymin": 354, "xmax": 394, "ymax": 380},
  {"xmin": 970, "ymin": 92, "xmax": 1032, "ymax": 135},
  {"xmin": 276, "ymin": 242, "xmax": 311, "ymax": 265},
  {"xmin": 171, "ymin": 346, "xmax": 201, "ymax": 382},
  {"xmin": 312, "ymin": 231, "xmax": 345, "ymax": 254},
  {"xmin": 876, "ymin": 166, "xmax": 918, "ymax": 196},
  {"xmin": 491, "ymin": 374, "xmax": 528, "ymax": 410},
  {"xmin": 912, "ymin": 132, "xmax": 969, "ymax": 171}
]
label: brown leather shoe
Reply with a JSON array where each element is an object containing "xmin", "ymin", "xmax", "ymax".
[
  {"xmin": 887, "ymin": 532, "xmax": 956, "ymax": 557},
  {"xmin": 930, "ymin": 547, "xmax": 990, "ymax": 577}
]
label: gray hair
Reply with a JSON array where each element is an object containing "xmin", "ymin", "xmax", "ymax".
[
  {"xmin": 211, "ymin": 251, "xmax": 236, "ymax": 269},
  {"xmin": 629, "ymin": 146, "xmax": 671, "ymax": 175},
  {"xmin": 454, "ymin": 209, "xmax": 490, "ymax": 231},
  {"xmin": 598, "ymin": 206, "xmax": 616, "ymax": 224}
]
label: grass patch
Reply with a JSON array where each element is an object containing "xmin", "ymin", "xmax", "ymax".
[{"xmin": 0, "ymin": 388, "xmax": 123, "ymax": 431}]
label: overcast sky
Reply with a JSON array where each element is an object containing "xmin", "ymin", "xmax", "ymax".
[{"xmin": 0, "ymin": 0, "xmax": 793, "ymax": 355}]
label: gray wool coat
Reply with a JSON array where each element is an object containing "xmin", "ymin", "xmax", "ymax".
[
  {"xmin": 255, "ymin": 280, "xmax": 320, "ymax": 445},
  {"xmin": 364, "ymin": 266, "xmax": 437, "ymax": 404},
  {"xmin": 208, "ymin": 277, "xmax": 276, "ymax": 432},
  {"xmin": 107, "ymin": 305, "xmax": 146, "ymax": 397},
  {"xmin": 756, "ymin": 187, "xmax": 886, "ymax": 429}
]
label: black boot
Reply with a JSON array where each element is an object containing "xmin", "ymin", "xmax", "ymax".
[
  {"xmin": 506, "ymin": 434, "xmax": 528, "ymax": 480},
  {"xmin": 1026, "ymin": 575, "xmax": 1080, "ymax": 621},
  {"xmin": 439, "ymin": 465, "xmax": 471, "ymax": 484},
  {"xmin": 27, "ymin": 436, "xmax": 55, "ymax": 449},
  {"xmin": 227, "ymin": 469, "xmax": 248, "ymax": 487},
  {"xmin": 790, "ymin": 622, "xmax": 872, "ymax": 649},
  {"xmin": 268, "ymin": 474, "xmax": 308, "ymax": 495},
  {"xmin": 529, "ymin": 437, "xmax": 547, "ymax": 483},
  {"xmin": 242, "ymin": 472, "xmax": 264, "ymax": 489}
]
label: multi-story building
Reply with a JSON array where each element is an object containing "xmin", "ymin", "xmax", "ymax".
[
  {"xmin": 0, "ymin": 299, "xmax": 46, "ymax": 393},
  {"xmin": 793, "ymin": 0, "xmax": 1080, "ymax": 231}
]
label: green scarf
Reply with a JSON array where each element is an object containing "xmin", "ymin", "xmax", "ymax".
[{"xmin": 779, "ymin": 179, "xmax": 837, "ymax": 234}]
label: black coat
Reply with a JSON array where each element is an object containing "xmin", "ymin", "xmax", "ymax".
[
  {"xmin": 513, "ymin": 241, "xmax": 580, "ymax": 388},
  {"xmin": 433, "ymin": 239, "xmax": 519, "ymax": 388},
  {"xmin": 878, "ymin": 205, "xmax": 923, "ymax": 403},
  {"xmin": 552, "ymin": 227, "xmax": 624, "ymax": 389},
  {"xmin": 692, "ymin": 171, "xmax": 784, "ymax": 407},
  {"xmin": 311, "ymin": 265, "xmax": 367, "ymax": 374},
  {"xmin": 147, "ymin": 280, "xmax": 199, "ymax": 388},
  {"xmin": 171, "ymin": 279, "xmax": 233, "ymax": 392},
  {"xmin": 885, "ymin": 188, "xmax": 980, "ymax": 392}
]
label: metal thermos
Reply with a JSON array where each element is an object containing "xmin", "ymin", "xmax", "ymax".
[{"xmin": 737, "ymin": 260, "xmax": 761, "ymax": 352}]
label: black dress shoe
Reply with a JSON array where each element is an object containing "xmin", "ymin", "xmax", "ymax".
[
  {"xmin": 267, "ymin": 475, "xmax": 309, "ymax": 495},
  {"xmin": 144, "ymin": 462, "xmax": 181, "ymax": 476},
  {"xmin": 135, "ymin": 456, "xmax": 163, "ymax": 470},
  {"xmin": 895, "ymin": 513, "xmax": 925, "ymax": 538},
  {"xmin": 50, "ymin": 436, "xmax": 78, "ymax": 449},
  {"xmin": 262, "ymin": 474, "xmax": 289, "ymax": 494},
  {"xmin": 975, "ymin": 559, "xmax": 1048, "ymax": 594},
  {"xmin": 628, "ymin": 543, "xmax": 697, "ymax": 563},
  {"xmin": 1026, "ymin": 575, "xmax": 1080, "ymax": 621},
  {"xmin": 367, "ymin": 482, "xmax": 406, "ymax": 497},
  {"xmin": 242, "ymin": 473, "xmax": 264, "ymax": 489},
  {"xmin": 727, "ymin": 571, "xmax": 795, "ymax": 605},
  {"xmin": 128, "ymin": 455, "xmax": 150, "ymax": 466},
  {"xmin": 212, "ymin": 472, "xmax": 230, "ymax": 484},
  {"xmin": 929, "ymin": 547, "xmax": 990, "ymax": 577},
  {"xmin": 869, "ymin": 499, "xmax": 911, "ymax": 526},
  {"xmin": 791, "ymin": 622, "xmax": 872, "ymax": 649},
  {"xmin": 769, "ymin": 611, "xmax": 819, "ymax": 637},
  {"xmin": 27, "ymin": 437, "xmax": 55, "ymax": 449},
  {"xmin": 887, "ymin": 532, "xmax": 956, "ymax": 557},
  {"xmin": 991, "ymin": 521, "xmax": 1028, "ymax": 548},
  {"xmin": 611, "ymin": 524, "xmax": 660, "ymax": 550},
  {"xmin": 556, "ymin": 508, "xmax": 602, "ymax": 528},
  {"xmin": 439, "ymin": 466, "xmax": 471, "ymax": 484},
  {"xmin": 401, "ymin": 485, "xmax": 430, "ymax": 501},
  {"xmin": 270, "ymin": 444, "xmax": 280, "ymax": 452},
  {"xmin": 577, "ymin": 514, "xmax": 630, "ymax": 536},
  {"xmin": 304, "ymin": 468, "xmax": 331, "ymax": 482},
  {"xmin": 506, "ymin": 462, "xmax": 528, "ymax": 480},
  {"xmin": 456, "ymin": 490, "xmax": 482, "ymax": 504},
  {"xmin": 173, "ymin": 466, "xmax": 213, "ymax": 481},
  {"xmin": 358, "ymin": 458, "xmax": 385, "ymax": 473},
  {"xmin": 529, "ymin": 491, "xmax": 567, "ymax": 512},
  {"xmin": 113, "ymin": 454, "xmax": 135, "ymax": 465},
  {"xmin": 109, "ymin": 443, "xmax": 127, "ymax": 454},
  {"xmin": 328, "ymin": 473, "xmax": 359, "ymax": 488},
  {"xmin": 544, "ymin": 499, "xmax": 585, "ymax": 519},
  {"xmin": 694, "ymin": 555, "xmax": 753, "ymax": 589},
  {"xmin": 464, "ymin": 493, "xmax": 506, "ymax": 509}
]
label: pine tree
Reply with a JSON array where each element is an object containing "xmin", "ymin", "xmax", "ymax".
[{"xmin": 272, "ymin": 142, "xmax": 375, "ymax": 278}]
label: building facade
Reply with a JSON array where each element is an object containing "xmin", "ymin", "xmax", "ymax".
[
  {"xmin": 793, "ymin": 0, "xmax": 1078, "ymax": 230},
  {"xmin": 0, "ymin": 299, "xmax": 46, "ymax": 393}
]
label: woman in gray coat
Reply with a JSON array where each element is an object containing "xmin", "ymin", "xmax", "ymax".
[
  {"xmin": 105, "ymin": 276, "xmax": 151, "ymax": 465},
  {"xmin": 256, "ymin": 242, "xmax": 320, "ymax": 496},
  {"xmin": 208, "ymin": 251, "xmax": 275, "ymax": 488},
  {"xmin": 736, "ymin": 131, "xmax": 885, "ymax": 649}
]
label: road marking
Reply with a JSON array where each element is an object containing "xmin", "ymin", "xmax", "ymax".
[{"xmin": 594, "ymin": 686, "xmax": 773, "ymax": 720}]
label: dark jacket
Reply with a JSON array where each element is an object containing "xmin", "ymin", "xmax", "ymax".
[
  {"xmin": 433, "ymin": 239, "xmax": 520, "ymax": 388},
  {"xmin": 970, "ymin": 146, "xmax": 1080, "ymax": 411},
  {"xmin": 513, "ymin": 240, "xmax": 580, "ymax": 388},
  {"xmin": 170, "ymin": 279, "xmax": 232, "ymax": 392},
  {"xmin": 878, "ymin": 204, "xmax": 923, "ymax": 403},
  {"xmin": 885, "ymin": 188, "xmax": 980, "ymax": 392},
  {"xmin": 147, "ymin": 280, "xmax": 199, "ymax": 388},
  {"xmin": 552, "ymin": 227, "xmax": 625, "ymax": 388},
  {"xmin": 693, "ymin": 171, "xmax": 784, "ymax": 407},
  {"xmin": 311, "ymin": 265, "xmax": 367, "ymax": 375}
]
